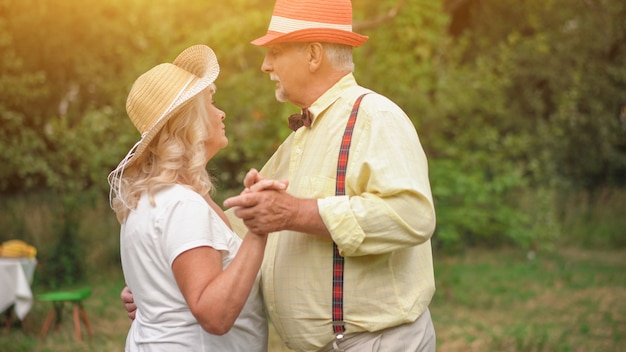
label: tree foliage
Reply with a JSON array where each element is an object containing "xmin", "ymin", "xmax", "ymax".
[
  {"xmin": 455, "ymin": 0, "xmax": 626, "ymax": 190},
  {"xmin": 1, "ymin": 0, "xmax": 624, "ymax": 251}
]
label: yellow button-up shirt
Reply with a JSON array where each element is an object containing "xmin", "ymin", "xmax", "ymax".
[{"xmin": 229, "ymin": 74, "xmax": 435, "ymax": 351}]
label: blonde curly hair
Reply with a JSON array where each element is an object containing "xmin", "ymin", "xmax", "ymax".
[{"xmin": 110, "ymin": 85, "xmax": 217, "ymax": 223}]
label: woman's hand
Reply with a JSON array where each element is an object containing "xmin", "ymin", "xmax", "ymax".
[
  {"xmin": 240, "ymin": 168, "xmax": 288, "ymax": 194},
  {"xmin": 120, "ymin": 285, "xmax": 137, "ymax": 320}
]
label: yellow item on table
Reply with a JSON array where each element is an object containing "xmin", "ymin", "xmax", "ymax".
[{"xmin": 0, "ymin": 239, "xmax": 37, "ymax": 258}]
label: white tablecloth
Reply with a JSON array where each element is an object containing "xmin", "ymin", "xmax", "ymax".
[{"xmin": 0, "ymin": 257, "xmax": 37, "ymax": 320}]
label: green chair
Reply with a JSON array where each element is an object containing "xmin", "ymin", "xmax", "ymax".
[{"xmin": 38, "ymin": 287, "xmax": 93, "ymax": 341}]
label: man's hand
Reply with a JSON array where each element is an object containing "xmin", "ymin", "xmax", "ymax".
[
  {"xmin": 226, "ymin": 168, "xmax": 292, "ymax": 234},
  {"xmin": 121, "ymin": 285, "xmax": 137, "ymax": 320},
  {"xmin": 224, "ymin": 185, "xmax": 295, "ymax": 235},
  {"xmin": 224, "ymin": 169, "xmax": 330, "ymax": 237},
  {"xmin": 224, "ymin": 168, "xmax": 293, "ymax": 234}
]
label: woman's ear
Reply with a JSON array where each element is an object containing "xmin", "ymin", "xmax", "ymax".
[{"xmin": 307, "ymin": 42, "xmax": 324, "ymax": 72}]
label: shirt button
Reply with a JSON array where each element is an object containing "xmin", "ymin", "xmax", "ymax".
[{"xmin": 296, "ymin": 147, "xmax": 302, "ymax": 154}]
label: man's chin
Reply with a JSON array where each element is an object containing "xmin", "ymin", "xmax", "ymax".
[{"xmin": 275, "ymin": 91, "xmax": 288, "ymax": 103}]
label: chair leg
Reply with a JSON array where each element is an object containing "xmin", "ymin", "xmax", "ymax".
[
  {"xmin": 79, "ymin": 304, "xmax": 93, "ymax": 336},
  {"xmin": 39, "ymin": 298, "xmax": 93, "ymax": 340},
  {"xmin": 40, "ymin": 308, "xmax": 56, "ymax": 338},
  {"xmin": 72, "ymin": 305, "xmax": 82, "ymax": 341}
]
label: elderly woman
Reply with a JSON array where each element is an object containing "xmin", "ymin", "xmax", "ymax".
[{"xmin": 108, "ymin": 45, "xmax": 277, "ymax": 351}]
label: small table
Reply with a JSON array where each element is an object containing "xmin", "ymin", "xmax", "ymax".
[{"xmin": 0, "ymin": 257, "xmax": 37, "ymax": 321}]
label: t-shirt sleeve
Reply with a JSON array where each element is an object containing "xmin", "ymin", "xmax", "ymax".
[{"xmin": 158, "ymin": 195, "xmax": 231, "ymax": 267}]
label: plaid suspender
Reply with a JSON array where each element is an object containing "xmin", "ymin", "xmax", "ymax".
[{"xmin": 332, "ymin": 93, "xmax": 369, "ymax": 340}]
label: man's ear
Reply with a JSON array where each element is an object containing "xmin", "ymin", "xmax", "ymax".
[{"xmin": 307, "ymin": 42, "xmax": 324, "ymax": 72}]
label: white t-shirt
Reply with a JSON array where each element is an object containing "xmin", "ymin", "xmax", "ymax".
[{"xmin": 120, "ymin": 184, "xmax": 268, "ymax": 352}]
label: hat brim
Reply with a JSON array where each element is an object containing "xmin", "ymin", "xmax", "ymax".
[
  {"xmin": 123, "ymin": 45, "xmax": 220, "ymax": 168},
  {"xmin": 252, "ymin": 28, "xmax": 368, "ymax": 47}
]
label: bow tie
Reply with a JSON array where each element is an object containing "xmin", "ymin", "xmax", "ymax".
[{"xmin": 288, "ymin": 108, "xmax": 312, "ymax": 131}]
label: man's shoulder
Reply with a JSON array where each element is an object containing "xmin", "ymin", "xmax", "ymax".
[
  {"xmin": 349, "ymin": 89, "xmax": 405, "ymax": 115},
  {"xmin": 341, "ymin": 80, "xmax": 396, "ymax": 106}
]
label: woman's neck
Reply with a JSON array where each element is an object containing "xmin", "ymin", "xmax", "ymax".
[{"xmin": 202, "ymin": 194, "xmax": 232, "ymax": 229}]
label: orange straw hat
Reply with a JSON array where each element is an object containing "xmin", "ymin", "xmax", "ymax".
[{"xmin": 252, "ymin": 0, "xmax": 368, "ymax": 47}]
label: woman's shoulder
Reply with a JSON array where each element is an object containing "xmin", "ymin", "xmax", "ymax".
[
  {"xmin": 159, "ymin": 184, "xmax": 204, "ymax": 200},
  {"xmin": 149, "ymin": 184, "xmax": 208, "ymax": 212}
]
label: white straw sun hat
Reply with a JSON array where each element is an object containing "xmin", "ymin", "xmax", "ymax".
[
  {"xmin": 108, "ymin": 45, "xmax": 219, "ymax": 208},
  {"xmin": 124, "ymin": 44, "xmax": 220, "ymax": 166}
]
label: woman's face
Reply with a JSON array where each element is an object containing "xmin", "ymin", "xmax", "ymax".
[{"xmin": 202, "ymin": 88, "xmax": 228, "ymax": 161}]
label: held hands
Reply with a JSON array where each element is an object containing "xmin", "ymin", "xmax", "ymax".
[{"xmin": 223, "ymin": 169, "xmax": 294, "ymax": 235}]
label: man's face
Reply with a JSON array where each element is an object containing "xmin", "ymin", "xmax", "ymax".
[{"xmin": 261, "ymin": 43, "xmax": 309, "ymax": 105}]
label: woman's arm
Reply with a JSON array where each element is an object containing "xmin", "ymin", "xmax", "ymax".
[{"xmin": 172, "ymin": 231, "xmax": 267, "ymax": 335}]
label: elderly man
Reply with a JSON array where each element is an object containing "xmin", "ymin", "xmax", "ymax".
[
  {"xmin": 224, "ymin": 0, "xmax": 437, "ymax": 351},
  {"xmin": 122, "ymin": 0, "xmax": 437, "ymax": 350}
]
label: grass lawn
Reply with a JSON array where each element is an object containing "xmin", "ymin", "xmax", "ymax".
[
  {"xmin": 432, "ymin": 247, "xmax": 626, "ymax": 352},
  {"xmin": 1, "ymin": 247, "xmax": 624, "ymax": 351}
]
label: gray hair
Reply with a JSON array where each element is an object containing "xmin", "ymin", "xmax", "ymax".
[
  {"xmin": 292, "ymin": 42, "xmax": 355, "ymax": 72},
  {"xmin": 322, "ymin": 43, "xmax": 354, "ymax": 72}
]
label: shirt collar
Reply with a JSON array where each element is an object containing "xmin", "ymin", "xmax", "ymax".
[{"xmin": 308, "ymin": 73, "xmax": 358, "ymax": 126}]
